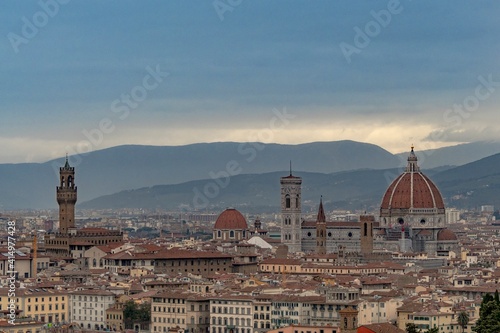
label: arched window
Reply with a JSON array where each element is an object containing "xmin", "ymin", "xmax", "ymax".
[
  {"xmin": 296, "ymin": 195, "xmax": 299, "ymax": 208},
  {"xmin": 229, "ymin": 230, "xmax": 235, "ymax": 238},
  {"xmin": 285, "ymin": 194, "xmax": 291, "ymax": 208},
  {"xmin": 364, "ymin": 222, "xmax": 368, "ymax": 236},
  {"xmin": 217, "ymin": 230, "xmax": 221, "ymax": 238},
  {"xmin": 93, "ymin": 258, "xmax": 97, "ymax": 267}
]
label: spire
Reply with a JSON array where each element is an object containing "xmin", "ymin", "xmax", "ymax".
[
  {"xmin": 289, "ymin": 160, "xmax": 292, "ymax": 176},
  {"xmin": 63, "ymin": 153, "xmax": 71, "ymax": 169},
  {"xmin": 317, "ymin": 196, "xmax": 326, "ymax": 223},
  {"xmin": 405, "ymin": 145, "xmax": 419, "ymax": 172}
]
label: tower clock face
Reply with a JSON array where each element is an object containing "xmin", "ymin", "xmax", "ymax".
[{"xmin": 283, "ymin": 186, "xmax": 298, "ymax": 194}]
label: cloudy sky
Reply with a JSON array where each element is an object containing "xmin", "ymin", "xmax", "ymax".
[{"xmin": 1, "ymin": 1, "xmax": 499, "ymax": 163}]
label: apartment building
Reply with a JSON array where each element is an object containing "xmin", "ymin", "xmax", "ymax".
[
  {"xmin": 69, "ymin": 289, "xmax": 115, "ymax": 330},
  {"xmin": 151, "ymin": 290, "xmax": 210, "ymax": 333},
  {"xmin": 0, "ymin": 289, "xmax": 68, "ymax": 324},
  {"xmin": 210, "ymin": 294, "xmax": 254, "ymax": 333}
]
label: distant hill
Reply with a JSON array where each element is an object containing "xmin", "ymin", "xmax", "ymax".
[
  {"xmin": 80, "ymin": 152, "xmax": 500, "ymax": 212},
  {"xmin": 0, "ymin": 140, "xmax": 400, "ymax": 209},
  {"xmin": 433, "ymin": 152, "xmax": 500, "ymax": 209},
  {"xmin": 396, "ymin": 141, "xmax": 500, "ymax": 168},
  {"xmin": 79, "ymin": 167, "xmax": 449, "ymax": 213}
]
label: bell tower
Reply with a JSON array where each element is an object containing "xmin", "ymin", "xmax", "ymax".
[
  {"xmin": 280, "ymin": 163, "xmax": 302, "ymax": 253},
  {"xmin": 57, "ymin": 156, "xmax": 77, "ymax": 234},
  {"xmin": 338, "ymin": 306, "xmax": 359, "ymax": 333},
  {"xmin": 360, "ymin": 215, "xmax": 374, "ymax": 256},
  {"xmin": 316, "ymin": 197, "xmax": 327, "ymax": 255}
]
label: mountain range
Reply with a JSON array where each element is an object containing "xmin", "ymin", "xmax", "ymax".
[
  {"xmin": 0, "ymin": 140, "xmax": 499, "ymax": 210},
  {"xmin": 81, "ymin": 152, "xmax": 500, "ymax": 213}
]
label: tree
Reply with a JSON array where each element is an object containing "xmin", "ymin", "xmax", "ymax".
[
  {"xmin": 123, "ymin": 301, "xmax": 151, "ymax": 330},
  {"xmin": 138, "ymin": 302, "xmax": 151, "ymax": 323},
  {"xmin": 123, "ymin": 300, "xmax": 139, "ymax": 329},
  {"xmin": 473, "ymin": 292, "xmax": 500, "ymax": 333},
  {"xmin": 425, "ymin": 328, "xmax": 439, "ymax": 333},
  {"xmin": 457, "ymin": 311, "xmax": 470, "ymax": 333},
  {"xmin": 406, "ymin": 323, "xmax": 420, "ymax": 333}
]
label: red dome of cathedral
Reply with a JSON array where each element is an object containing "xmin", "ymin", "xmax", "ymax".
[
  {"xmin": 380, "ymin": 147, "xmax": 445, "ymax": 210},
  {"xmin": 214, "ymin": 208, "xmax": 248, "ymax": 230}
]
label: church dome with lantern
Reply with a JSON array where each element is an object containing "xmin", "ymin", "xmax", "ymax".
[
  {"xmin": 376, "ymin": 146, "xmax": 457, "ymax": 255},
  {"xmin": 213, "ymin": 208, "xmax": 248, "ymax": 242},
  {"xmin": 380, "ymin": 146, "xmax": 446, "ymax": 230}
]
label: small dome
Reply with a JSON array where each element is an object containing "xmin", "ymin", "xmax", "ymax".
[
  {"xmin": 437, "ymin": 228, "xmax": 458, "ymax": 241},
  {"xmin": 214, "ymin": 208, "xmax": 248, "ymax": 230}
]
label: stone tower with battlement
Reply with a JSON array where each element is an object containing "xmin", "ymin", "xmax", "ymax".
[
  {"xmin": 280, "ymin": 168, "xmax": 302, "ymax": 253},
  {"xmin": 57, "ymin": 156, "xmax": 77, "ymax": 234}
]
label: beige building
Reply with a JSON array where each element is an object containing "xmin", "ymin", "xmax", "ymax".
[
  {"xmin": 0, "ymin": 318, "xmax": 44, "ymax": 333},
  {"xmin": 151, "ymin": 290, "xmax": 210, "ymax": 333},
  {"xmin": 357, "ymin": 295, "xmax": 404, "ymax": 325},
  {"xmin": 0, "ymin": 251, "xmax": 34, "ymax": 279},
  {"xmin": 253, "ymin": 295, "xmax": 272, "ymax": 332},
  {"xmin": 106, "ymin": 302, "xmax": 124, "ymax": 331},
  {"xmin": 265, "ymin": 325, "xmax": 339, "ymax": 333},
  {"xmin": 259, "ymin": 259, "xmax": 405, "ymax": 276},
  {"xmin": 84, "ymin": 245, "xmax": 113, "ymax": 269},
  {"xmin": 104, "ymin": 251, "xmax": 156, "ymax": 273},
  {"xmin": 210, "ymin": 294, "xmax": 254, "ymax": 333},
  {"xmin": 0, "ymin": 289, "xmax": 69, "ymax": 324}
]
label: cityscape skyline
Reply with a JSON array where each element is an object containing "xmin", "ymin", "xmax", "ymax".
[{"xmin": 1, "ymin": 1, "xmax": 499, "ymax": 163}]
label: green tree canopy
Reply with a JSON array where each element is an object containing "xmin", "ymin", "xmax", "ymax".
[
  {"xmin": 473, "ymin": 291, "xmax": 500, "ymax": 333},
  {"xmin": 406, "ymin": 323, "xmax": 420, "ymax": 333},
  {"xmin": 123, "ymin": 300, "xmax": 151, "ymax": 329}
]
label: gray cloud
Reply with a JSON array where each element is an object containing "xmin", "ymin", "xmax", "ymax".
[{"xmin": 1, "ymin": 1, "xmax": 499, "ymax": 162}]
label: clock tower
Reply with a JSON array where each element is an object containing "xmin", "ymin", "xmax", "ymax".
[
  {"xmin": 57, "ymin": 156, "xmax": 77, "ymax": 234},
  {"xmin": 280, "ymin": 165, "xmax": 302, "ymax": 253}
]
